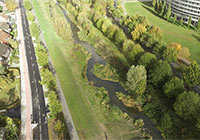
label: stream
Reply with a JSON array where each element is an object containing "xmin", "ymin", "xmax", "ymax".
[{"xmin": 57, "ymin": 4, "xmax": 164, "ymax": 140}]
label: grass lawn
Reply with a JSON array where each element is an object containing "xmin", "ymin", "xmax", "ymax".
[
  {"xmin": 124, "ymin": 2, "xmax": 200, "ymax": 63},
  {"xmin": 32, "ymin": 0, "xmax": 103, "ymax": 139}
]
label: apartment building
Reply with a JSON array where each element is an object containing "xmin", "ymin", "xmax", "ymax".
[{"xmin": 165, "ymin": 0, "xmax": 200, "ymax": 25}]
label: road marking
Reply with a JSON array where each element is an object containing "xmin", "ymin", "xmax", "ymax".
[
  {"xmin": 28, "ymin": 45, "xmax": 30, "ymax": 48},
  {"xmin": 39, "ymin": 111, "xmax": 41, "ymax": 117},
  {"xmin": 30, "ymin": 57, "xmax": 32, "ymax": 60},
  {"xmin": 33, "ymin": 70, "xmax": 35, "ymax": 74},
  {"xmin": 29, "ymin": 50, "xmax": 31, "ymax": 54},
  {"xmin": 39, "ymin": 118, "xmax": 41, "ymax": 124},
  {"xmin": 36, "ymin": 87, "xmax": 38, "ymax": 93},
  {"xmin": 39, "ymin": 125, "xmax": 42, "ymax": 131},
  {"xmin": 28, "ymin": 40, "xmax": 30, "ymax": 44},
  {"xmin": 40, "ymin": 134, "xmax": 42, "ymax": 140},
  {"xmin": 38, "ymin": 104, "xmax": 40, "ymax": 110}
]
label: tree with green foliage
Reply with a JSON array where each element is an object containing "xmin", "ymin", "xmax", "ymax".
[
  {"xmin": 101, "ymin": 19, "xmax": 112, "ymax": 34},
  {"xmin": 173, "ymin": 91, "xmax": 200, "ymax": 120},
  {"xmin": 183, "ymin": 61, "xmax": 200, "ymax": 87},
  {"xmin": 54, "ymin": 120, "xmax": 65, "ymax": 139},
  {"xmin": 114, "ymin": 29, "xmax": 126, "ymax": 46},
  {"xmin": 93, "ymin": 11, "xmax": 102, "ymax": 23},
  {"xmin": 5, "ymin": 0, "xmax": 17, "ymax": 12},
  {"xmin": 35, "ymin": 44, "xmax": 48, "ymax": 67},
  {"xmin": 188, "ymin": 16, "xmax": 192, "ymax": 28},
  {"xmin": 149, "ymin": 60, "xmax": 173, "ymax": 87},
  {"xmin": 24, "ymin": 0, "xmax": 32, "ymax": 10},
  {"xmin": 138, "ymin": 52, "xmax": 157, "ymax": 68},
  {"xmin": 163, "ymin": 77, "xmax": 184, "ymax": 98},
  {"xmin": 131, "ymin": 24, "xmax": 146, "ymax": 41},
  {"xmin": 0, "ymin": 64, "xmax": 6, "ymax": 75},
  {"xmin": 197, "ymin": 18, "xmax": 200, "ymax": 29},
  {"xmin": 160, "ymin": 113, "xmax": 173, "ymax": 133},
  {"xmin": 196, "ymin": 118, "xmax": 200, "ymax": 129},
  {"xmin": 129, "ymin": 44, "xmax": 144, "ymax": 63},
  {"xmin": 173, "ymin": 14, "xmax": 177, "ymax": 23},
  {"xmin": 5, "ymin": 117, "xmax": 19, "ymax": 140},
  {"xmin": 40, "ymin": 68, "xmax": 57, "ymax": 90},
  {"xmin": 152, "ymin": 0, "xmax": 156, "ymax": 9},
  {"xmin": 148, "ymin": 25, "xmax": 163, "ymax": 41},
  {"xmin": 162, "ymin": 46, "xmax": 178, "ymax": 62},
  {"xmin": 0, "ymin": 6, "xmax": 3, "ymax": 12},
  {"xmin": 152, "ymin": 43, "xmax": 165, "ymax": 58},
  {"xmin": 160, "ymin": 1, "xmax": 166, "ymax": 17},
  {"xmin": 30, "ymin": 22, "xmax": 40, "ymax": 39},
  {"xmin": 106, "ymin": 24, "xmax": 117, "ymax": 39},
  {"xmin": 96, "ymin": 17, "xmax": 105, "ymax": 29},
  {"xmin": 180, "ymin": 17, "xmax": 183, "ymax": 26},
  {"xmin": 166, "ymin": 2, "xmax": 171, "ymax": 20},
  {"xmin": 48, "ymin": 90, "xmax": 62, "ymax": 118},
  {"xmin": 127, "ymin": 65, "xmax": 147, "ymax": 94}
]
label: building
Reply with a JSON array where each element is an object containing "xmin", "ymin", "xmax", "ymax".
[
  {"xmin": 165, "ymin": 0, "xmax": 200, "ymax": 25},
  {"xmin": 0, "ymin": 29, "xmax": 12, "ymax": 44},
  {"xmin": 0, "ymin": 43, "xmax": 11, "ymax": 64},
  {"xmin": 0, "ymin": 22, "xmax": 11, "ymax": 33}
]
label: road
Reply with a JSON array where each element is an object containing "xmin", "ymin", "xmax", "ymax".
[{"xmin": 18, "ymin": 0, "xmax": 49, "ymax": 139}]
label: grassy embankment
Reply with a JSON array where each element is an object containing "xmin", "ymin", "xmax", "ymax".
[
  {"xmin": 125, "ymin": 2, "xmax": 200, "ymax": 63},
  {"xmin": 32, "ymin": 0, "xmax": 143, "ymax": 139}
]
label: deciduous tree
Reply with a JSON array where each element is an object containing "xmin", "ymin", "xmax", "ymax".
[
  {"xmin": 138, "ymin": 52, "xmax": 157, "ymax": 68},
  {"xmin": 131, "ymin": 24, "xmax": 146, "ymax": 41},
  {"xmin": 127, "ymin": 65, "xmax": 147, "ymax": 94}
]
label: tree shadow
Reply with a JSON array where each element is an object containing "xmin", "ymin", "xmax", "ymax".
[
  {"xmin": 192, "ymin": 34, "xmax": 200, "ymax": 42},
  {"xmin": 141, "ymin": 1, "xmax": 153, "ymax": 8},
  {"xmin": 7, "ymin": 87, "xmax": 16, "ymax": 102}
]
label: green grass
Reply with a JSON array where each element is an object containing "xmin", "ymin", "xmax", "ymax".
[
  {"xmin": 124, "ymin": 2, "xmax": 200, "ymax": 63},
  {"xmin": 32, "ymin": 0, "xmax": 102, "ymax": 139}
]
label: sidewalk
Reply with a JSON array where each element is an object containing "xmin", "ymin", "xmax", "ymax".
[{"xmin": 16, "ymin": 4, "xmax": 33, "ymax": 140}]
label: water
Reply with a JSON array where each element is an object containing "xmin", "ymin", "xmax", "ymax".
[{"xmin": 58, "ymin": 4, "xmax": 164, "ymax": 140}]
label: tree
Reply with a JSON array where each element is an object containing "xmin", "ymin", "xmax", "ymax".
[
  {"xmin": 54, "ymin": 120, "xmax": 65, "ymax": 139},
  {"xmin": 138, "ymin": 52, "xmax": 157, "ymax": 68},
  {"xmin": 183, "ymin": 61, "xmax": 200, "ymax": 87},
  {"xmin": 148, "ymin": 25, "xmax": 163, "ymax": 41},
  {"xmin": 5, "ymin": 0, "xmax": 17, "ymax": 12},
  {"xmin": 197, "ymin": 18, "xmax": 200, "ymax": 30},
  {"xmin": 180, "ymin": 17, "xmax": 183, "ymax": 26},
  {"xmin": 129, "ymin": 44, "xmax": 144, "ymax": 63},
  {"xmin": 114, "ymin": 29, "xmax": 126, "ymax": 46},
  {"xmin": 24, "ymin": 0, "xmax": 32, "ymax": 10},
  {"xmin": 160, "ymin": 0, "xmax": 166, "ymax": 17},
  {"xmin": 48, "ymin": 90, "xmax": 62, "ymax": 118},
  {"xmin": 131, "ymin": 24, "xmax": 146, "ymax": 41},
  {"xmin": 162, "ymin": 46, "xmax": 178, "ymax": 62},
  {"xmin": 122, "ymin": 40, "xmax": 135, "ymax": 53},
  {"xmin": 163, "ymin": 77, "xmax": 184, "ymax": 98},
  {"xmin": 160, "ymin": 113, "xmax": 173, "ymax": 132},
  {"xmin": 106, "ymin": 24, "xmax": 117, "ymax": 39},
  {"xmin": 173, "ymin": 14, "xmax": 177, "ymax": 23},
  {"xmin": 149, "ymin": 60, "xmax": 173, "ymax": 87},
  {"xmin": 0, "ymin": 64, "xmax": 6, "ymax": 75},
  {"xmin": 93, "ymin": 11, "xmax": 102, "ymax": 23},
  {"xmin": 5, "ymin": 117, "xmax": 19, "ymax": 140},
  {"xmin": 101, "ymin": 19, "xmax": 112, "ymax": 34},
  {"xmin": 35, "ymin": 44, "xmax": 48, "ymax": 67},
  {"xmin": 173, "ymin": 91, "xmax": 200, "ymax": 120},
  {"xmin": 188, "ymin": 16, "xmax": 192, "ymax": 28},
  {"xmin": 152, "ymin": 0, "xmax": 156, "ymax": 9},
  {"xmin": 0, "ymin": 6, "xmax": 3, "ymax": 12},
  {"xmin": 178, "ymin": 47, "xmax": 190, "ymax": 58},
  {"xmin": 127, "ymin": 65, "xmax": 147, "ymax": 94},
  {"xmin": 96, "ymin": 17, "xmax": 105, "ymax": 29},
  {"xmin": 166, "ymin": 2, "xmax": 171, "ymax": 20}
]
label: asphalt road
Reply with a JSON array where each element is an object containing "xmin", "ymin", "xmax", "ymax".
[{"xmin": 18, "ymin": 0, "xmax": 49, "ymax": 139}]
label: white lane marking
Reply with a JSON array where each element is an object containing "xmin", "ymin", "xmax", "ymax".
[
  {"xmin": 28, "ymin": 40, "xmax": 30, "ymax": 44},
  {"xmin": 39, "ymin": 111, "xmax": 41, "ymax": 117},
  {"xmin": 28, "ymin": 45, "xmax": 30, "ymax": 48},
  {"xmin": 38, "ymin": 104, "xmax": 40, "ymax": 110},
  {"xmin": 32, "ymin": 64, "xmax": 35, "ymax": 67},
  {"xmin": 39, "ymin": 125, "xmax": 42, "ymax": 131},
  {"xmin": 40, "ymin": 134, "xmax": 42, "ymax": 140},
  {"xmin": 39, "ymin": 118, "xmax": 41, "ymax": 124},
  {"xmin": 29, "ymin": 50, "xmax": 31, "ymax": 54},
  {"xmin": 36, "ymin": 87, "xmax": 38, "ymax": 93},
  {"xmin": 30, "ymin": 57, "xmax": 32, "ymax": 60}
]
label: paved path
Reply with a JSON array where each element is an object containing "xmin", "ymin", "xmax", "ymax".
[
  {"xmin": 31, "ymin": 2, "xmax": 79, "ymax": 139},
  {"xmin": 16, "ymin": 2, "xmax": 32, "ymax": 140}
]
